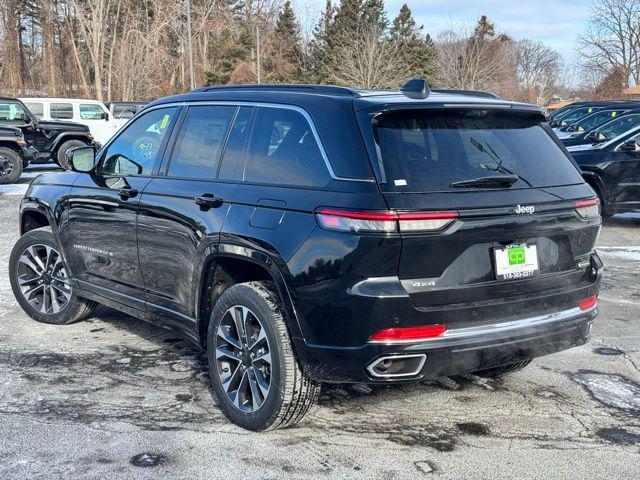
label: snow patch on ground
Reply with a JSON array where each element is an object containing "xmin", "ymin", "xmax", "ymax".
[
  {"xmin": 573, "ymin": 372, "xmax": 640, "ymax": 412},
  {"xmin": 598, "ymin": 246, "xmax": 640, "ymax": 262}
]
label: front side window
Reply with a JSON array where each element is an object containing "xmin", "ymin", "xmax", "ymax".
[
  {"xmin": 50, "ymin": 103, "xmax": 73, "ymax": 119},
  {"xmin": 0, "ymin": 102, "xmax": 29, "ymax": 124},
  {"xmin": 101, "ymin": 107, "xmax": 178, "ymax": 175},
  {"xmin": 373, "ymin": 109, "xmax": 584, "ymax": 192},
  {"xmin": 597, "ymin": 114, "xmax": 640, "ymax": 141},
  {"xmin": 80, "ymin": 103, "xmax": 107, "ymax": 120},
  {"xmin": 167, "ymin": 105, "xmax": 236, "ymax": 179},
  {"xmin": 243, "ymin": 107, "xmax": 329, "ymax": 187},
  {"xmin": 24, "ymin": 102, "xmax": 43, "ymax": 118}
]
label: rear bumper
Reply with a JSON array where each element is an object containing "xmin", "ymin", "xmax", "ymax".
[{"xmin": 295, "ymin": 304, "xmax": 597, "ymax": 383}]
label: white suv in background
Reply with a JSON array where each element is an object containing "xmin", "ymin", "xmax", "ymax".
[{"xmin": 19, "ymin": 98, "xmax": 127, "ymax": 145}]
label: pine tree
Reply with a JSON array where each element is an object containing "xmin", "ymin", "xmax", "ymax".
[
  {"xmin": 390, "ymin": 4, "xmax": 438, "ymax": 84},
  {"xmin": 269, "ymin": 0, "xmax": 303, "ymax": 82},
  {"xmin": 204, "ymin": 26, "xmax": 255, "ymax": 85}
]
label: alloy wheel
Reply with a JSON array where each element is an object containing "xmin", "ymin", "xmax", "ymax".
[
  {"xmin": 16, "ymin": 244, "xmax": 71, "ymax": 314},
  {"xmin": 215, "ymin": 305, "xmax": 272, "ymax": 413},
  {"xmin": 0, "ymin": 155, "xmax": 13, "ymax": 178}
]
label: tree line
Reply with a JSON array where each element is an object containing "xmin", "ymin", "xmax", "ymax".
[{"xmin": 0, "ymin": 0, "xmax": 565, "ymax": 104}]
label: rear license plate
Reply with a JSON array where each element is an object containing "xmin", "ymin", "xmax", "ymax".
[{"xmin": 494, "ymin": 243, "xmax": 539, "ymax": 280}]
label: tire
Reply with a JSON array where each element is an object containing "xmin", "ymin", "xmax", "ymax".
[
  {"xmin": 56, "ymin": 140, "xmax": 87, "ymax": 170},
  {"xmin": 207, "ymin": 281, "xmax": 320, "ymax": 431},
  {"xmin": 9, "ymin": 227, "xmax": 95, "ymax": 325},
  {"xmin": 0, "ymin": 147, "xmax": 23, "ymax": 184},
  {"xmin": 473, "ymin": 360, "xmax": 531, "ymax": 379}
]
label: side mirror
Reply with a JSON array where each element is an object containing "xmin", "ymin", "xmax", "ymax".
[
  {"xmin": 67, "ymin": 146, "xmax": 96, "ymax": 172},
  {"xmin": 619, "ymin": 139, "xmax": 640, "ymax": 153}
]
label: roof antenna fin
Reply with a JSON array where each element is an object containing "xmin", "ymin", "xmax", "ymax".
[{"xmin": 401, "ymin": 78, "xmax": 430, "ymax": 99}]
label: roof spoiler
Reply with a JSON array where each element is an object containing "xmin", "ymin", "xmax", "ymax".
[{"xmin": 401, "ymin": 79, "xmax": 430, "ymax": 99}]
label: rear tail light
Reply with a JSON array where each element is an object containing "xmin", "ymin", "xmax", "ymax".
[
  {"xmin": 576, "ymin": 198, "xmax": 600, "ymax": 218},
  {"xmin": 578, "ymin": 295, "xmax": 597, "ymax": 310},
  {"xmin": 370, "ymin": 324, "xmax": 447, "ymax": 343},
  {"xmin": 315, "ymin": 209, "xmax": 458, "ymax": 233}
]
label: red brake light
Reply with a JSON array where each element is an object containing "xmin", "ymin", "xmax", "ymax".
[
  {"xmin": 576, "ymin": 198, "xmax": 600, "ymax": 218},
  {"xmin": 315, "ymin": 209, "xmax": 458, "ymax": 233},
  {"xmin": 370, "ymin": 324, "xmax": 447, "ymax": 343},
  {"xmin": 578, "ymin": 295, "xmax": 597, "ymax": 310}
]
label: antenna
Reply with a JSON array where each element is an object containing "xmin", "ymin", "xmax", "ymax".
[{"xmin": 401, "ymin": 78, "xmax": 430, "ymax": 99}]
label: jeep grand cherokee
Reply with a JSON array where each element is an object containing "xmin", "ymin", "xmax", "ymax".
[{"xmin": 9, "ymin": 80, "xmax": 602, "ymax": 431}]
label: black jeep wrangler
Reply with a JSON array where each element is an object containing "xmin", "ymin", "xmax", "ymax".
[
  {"xmin": 8, "ymin": 81, "xmax": 602, "ymax": 431},
  {"xmin": 0, "ymin": 124, "xmax": 38, "ymax": 184},
  {"xmin": 0, "ymin": 97, "xmax": 97, "ymax": 181}
]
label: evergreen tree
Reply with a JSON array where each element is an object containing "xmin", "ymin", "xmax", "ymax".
[
  {"xmin": 204, "ymin": 26, "xmax": 254, "ymax": 85},
  {"xmin": 270, "ymin": 0, "xmax": 304, "ymax": 82},
  {"xmin": 390, "ymin": 4, "xmax": 438, "ymax": 84}
]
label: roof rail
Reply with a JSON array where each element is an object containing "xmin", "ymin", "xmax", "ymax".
[
  {"xmin": 432, "ymin": 89, "xmax": 501, "ymax": 99},
  {"xmin": 191, "ymin": 84, "xmax": 361, "ymax": 97}
]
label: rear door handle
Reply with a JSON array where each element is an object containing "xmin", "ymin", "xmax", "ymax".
[
  {"xmin": 117, "ymin": 187, "xmax": 139, "ymax": 200},
  {"xmin": 194, "ymin": 193, "xmax": 224, "ymax": 209}
]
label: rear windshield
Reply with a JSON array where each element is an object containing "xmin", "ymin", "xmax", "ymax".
[{"xmin": 373, "ymin": 109, "xmax": 584, "ymax": 192}]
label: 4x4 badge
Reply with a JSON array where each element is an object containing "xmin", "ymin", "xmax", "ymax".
[{"xmin": 514, "ymin": 204, "xmax": 535, "ymax": 215}]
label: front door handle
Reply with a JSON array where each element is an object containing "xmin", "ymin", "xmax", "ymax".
[
  {"xmin": 117, "ymin": 187, "xmax": 139, "ymax": 200},
  {"xmin": 194, "ymin": 193, "xmax": 224, "ymax": 210}
]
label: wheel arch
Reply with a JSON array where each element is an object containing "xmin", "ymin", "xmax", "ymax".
[
  {"xmin": 582, "ymin": 170, "xmax": 608, "ymax": 210},
  {"xmin": 194, "ymin": 244, "xmax": 304, "ymax": 350},
  {"xmin": 49, "ymin": 134, "xmax": 91, "ymax": 155},
  {"xmin": 20, "ymin": 204, "xmax": 54, "ymax": 235},
  {"xmin": 0, "ymin": 140, "xmax": 22, "ymax": 153}
]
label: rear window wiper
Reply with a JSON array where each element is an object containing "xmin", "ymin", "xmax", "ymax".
[{"xmin": 450, "ymin": 174, "xmax": 519, "ymax": 188}]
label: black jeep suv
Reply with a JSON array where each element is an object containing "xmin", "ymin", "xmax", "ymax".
[
  {"xmin": 0, "ymin": 123, "xmax": 38, "ymax": 184},
  {"xmin": 9, "ymin": 81, "xmax": 603, "ymax": 431},
  {"xmin": 0, "ymin": 97, "xmax": 97, "ymax": 179}
]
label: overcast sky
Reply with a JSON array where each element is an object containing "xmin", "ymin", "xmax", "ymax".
[{"xmin": 295, "ymin": 0, "xmax": 594, "ymax": 68}]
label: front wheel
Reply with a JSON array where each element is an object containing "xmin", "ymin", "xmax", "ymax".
[
  {"xmin": 9, "ymin": 227, "xmax": 95, "ymax": 324},
  {"xmin": 207, "ymin": 281, "xmax": 319, "ymax": 431},
  {"xmin": 0, "ymin": 147, "xmax": 23, "ymax": 184}
]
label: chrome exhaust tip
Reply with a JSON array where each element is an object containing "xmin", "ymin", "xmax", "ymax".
[{"xmin": 367, "ymin": 354, "xmax": 426, "ymax": 378}]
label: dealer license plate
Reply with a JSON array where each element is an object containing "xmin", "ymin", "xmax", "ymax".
[{"xmin": 494, "ymin": 243, "xmax": 539, "ymax": 280}]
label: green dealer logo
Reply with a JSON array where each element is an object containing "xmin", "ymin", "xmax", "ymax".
[{"xmin": 508, "ymin": 246, "xmax": 525, "ymax": 265}]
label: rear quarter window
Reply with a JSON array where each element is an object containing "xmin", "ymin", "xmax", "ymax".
[
  {"xmin": 50, "ymin": 103, "xmax": 73, "ymax": 120},
  {"xmin": 373, "ymin": 109, "xmax": 584, "ymax": 192}
]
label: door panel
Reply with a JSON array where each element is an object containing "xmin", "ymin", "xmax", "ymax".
[
  {"xmin": 609, "ymin": 151, "xmax": 640, "ymax": 210},
  {"xmin": 138, "ymin": 178, "xmax": 236, "ymax": 318},
  {"xmin": 66, "ymin": 173, "xmax": 152, "ymax": 307}
]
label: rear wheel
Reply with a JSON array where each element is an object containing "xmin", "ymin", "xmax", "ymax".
[
  {"xmin": 207, "ymin": 281, "xmax": 319, "ymax": 431},
  {"xmin": 473, "ymin": 360, "xmax": 531, "ymax": 378},
  {"xmin": 0, "ymin": 147, "xmax": 22, "ymax": 184},
  {"xmin": 9, "ymin": 227, "xmax": 95, "ymax": 324},
  {"xmin": 56, "ymin": 140, "xmax": 87, "ymax": 170}
]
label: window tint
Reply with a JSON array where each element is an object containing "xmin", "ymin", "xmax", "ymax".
[
  {"xmin": 101, "ymin": 107, "xmax": 178, "ymax": 175},
  {"xmin": 218, "ymin": 107, "xmax": 253, "ymax": 181},
  {"xmin": 0, "ymin": 102, "xmax": 29, "ymax": 124},
  {"xmin": 374, "ymin": 109, "xmax": 584, "ymax": 192},
  {"xmin": 243, "ymin": 107, "xmax": 329, "ymax": 187},
  {"xmin": 80, "ymin": 103, "xmax": 107, "ymax": 120},
  {"xmin": 50, "ymin": 103, "xmax": 73, "ymax": 119},
  {"xmin": 24, "ymin": 102, "xmax": 43, "ymax": 118},
  {"xmin": 167, "ymin": 105, "xmax": 236, "ymax": 179}
]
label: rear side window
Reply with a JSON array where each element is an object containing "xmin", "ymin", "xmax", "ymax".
[
  {"xmin": 218, "ymin": 107, "xmax": 253, "ymax": 181},
  {"xmin": 113, "ymin": 104, "xmax": 137, "ymax": 119},
  {"xmin": 243, "ymin": 107, "xmax": 329, "ymax": 187},
  {"xmin": 24, "ymin": 102, "xmax": 43, "ymax": 118},
  {"xmin": 50, "ymin": 103, "xmax": 73, "ymax": 119},
  {"xmin": 373, "ymin": 109, "xmax": 584, "ymax": 192},
  {"xmin": 168, "ymin": 105, "xmax": 235, "ymax": 179},
  {"xmin": 80, "ymin": 103, "xmax": 107, "ymax": 120}
]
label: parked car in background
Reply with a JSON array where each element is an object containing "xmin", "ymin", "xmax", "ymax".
[
  {"xmin": 561, "ymin": 108, "xmax": 640, "ymax": 147},
  {"xmin": 0, "ymin": 97, "xmax": 97, "ymax": 172},
  {"xmin": 0, "ymin": 123, "xmax": 38, "ymax": 184},
  {"xmin": 20, "ymin": 97, "xmax": 125, "ymax": 144},
  {"xmin": 568, "ymin": 125, "xmax": 640, "ymax": 216},
  {"xmin": 106, "ymin": 101, "xmax": 147, "ymax": 120},
  {"xmin": 555, "ymin": 106, "xmax": 638, "ymax": 139},
  {"xmin": 8, "ymin": 81, "xmax": 602, "ymax": 431}
]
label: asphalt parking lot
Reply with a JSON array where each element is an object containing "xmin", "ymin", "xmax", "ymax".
[{"xmin": 0, "ymin": 170, "xmax": 639, "ymax": 479}]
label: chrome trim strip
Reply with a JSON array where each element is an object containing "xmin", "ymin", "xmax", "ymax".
[
  {"xmin": 116, "ymin": 100, "xmax": 374, "ymax": 183},
  {"xmin": 369, "ymin": 305, "xmax": 596, "ymax": 345},
  {"xmin": 367, "ymin": 354, "xmax": 427, "ymax": 378}
]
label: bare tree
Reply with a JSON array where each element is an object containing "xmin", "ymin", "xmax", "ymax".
[
  {"xmin": 512, "ymin": 39, "xmax": 561, "ymax": 103},
  {"xmin": 328, "ymin": 24, "xmax": 409, "ymax": 89},
  {"xmin": 578, "ymin": 0, "xmax": 640, "ymax": 86}
]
